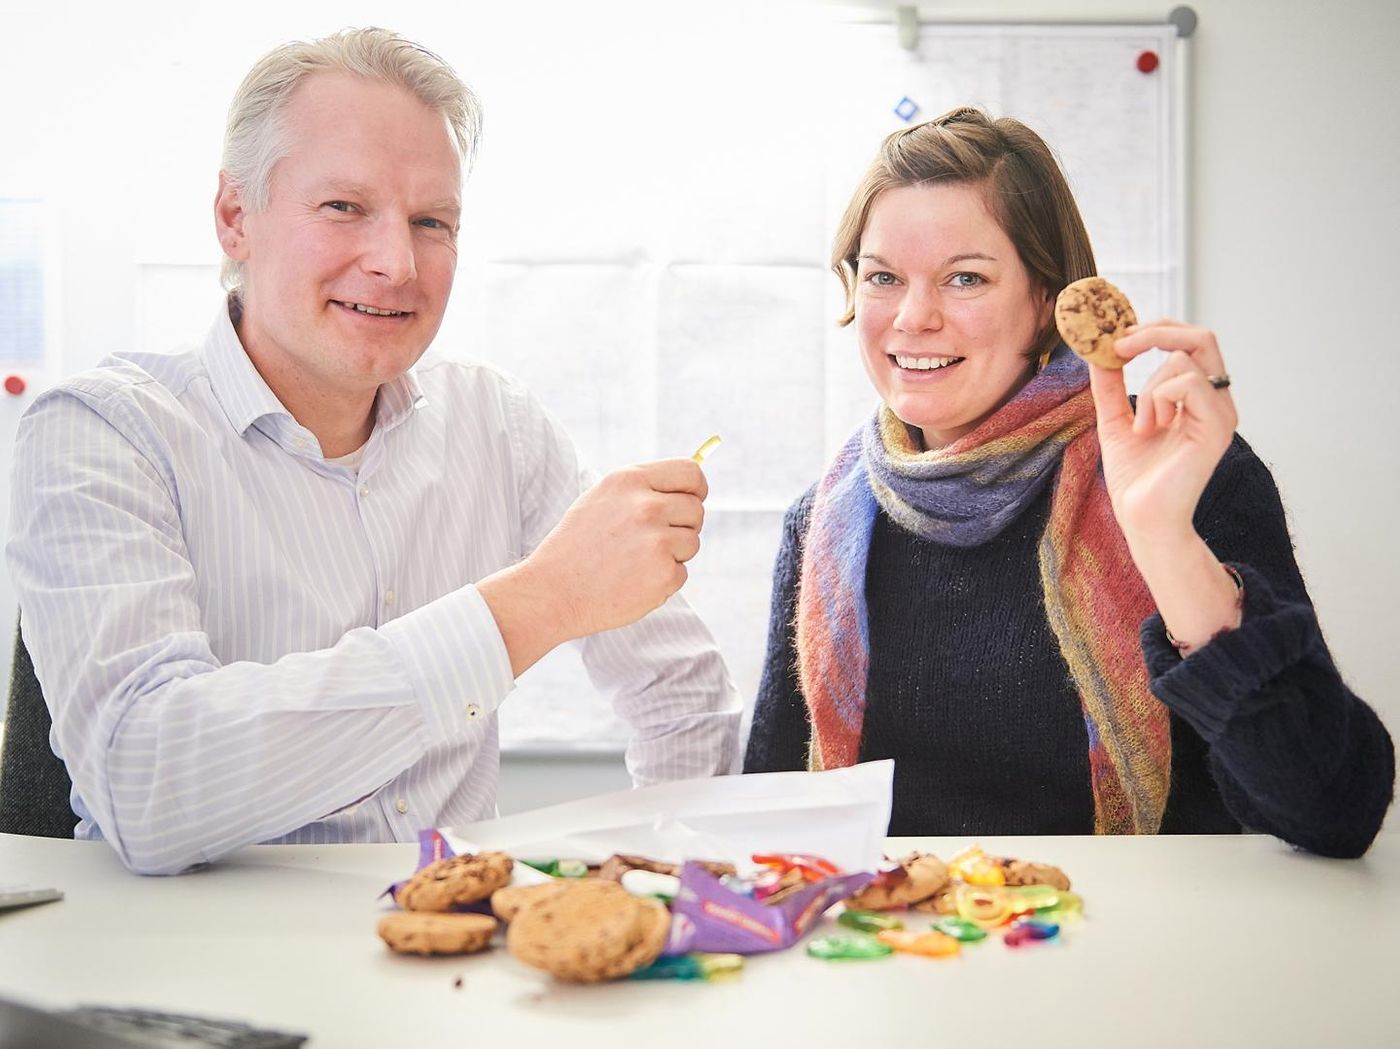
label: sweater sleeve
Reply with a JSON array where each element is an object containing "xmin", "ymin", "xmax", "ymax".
[
  {"xmin": 1140, "ymin": 435, "xmax": 1395, "ymax": 857},
  {"xmin": 742, "ymin": 490, "xmax": 815, "ymax": 772}
]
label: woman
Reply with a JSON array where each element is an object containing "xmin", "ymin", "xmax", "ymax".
[{"xmin": 743, "ymin": 108, "xmax": 1393, "ymax": 856}]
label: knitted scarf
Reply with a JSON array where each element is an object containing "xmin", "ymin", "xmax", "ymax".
[{"xmin": 795, "ymin": 349, "xmax": 1170, "ymax": 834}]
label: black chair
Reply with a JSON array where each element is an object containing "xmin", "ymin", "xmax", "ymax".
[{"xmin": 0, "ymin": 617, "xmax": 76, "ymax": 837}]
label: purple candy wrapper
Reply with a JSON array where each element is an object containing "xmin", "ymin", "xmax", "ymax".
[{"xmin": 667, "ymin": 862, "xmax": 875, "ymax": 955}]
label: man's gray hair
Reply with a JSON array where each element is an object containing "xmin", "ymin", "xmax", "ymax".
[{"xmin": 219, "ymin": 26, "xmax": 482, "ymax": 294}]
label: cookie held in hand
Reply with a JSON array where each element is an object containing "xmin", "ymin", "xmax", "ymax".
[{"xmin": 1054, "ymin": 276, "xmax": 1137, "ymax": 369}]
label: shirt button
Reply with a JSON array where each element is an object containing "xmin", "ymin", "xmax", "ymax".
[
  {"xmin": 384, "ymin": 589, "xmax": 396, "ymax": 606},
  {"xmin": 395, "ymin": 798, "xmax": 408, "ymax": 815},
  {"xmin": 465, "ymin": 704, "xmax": 482, "ymax": 720},
  {"xmin": 359, "ymin": 483, "xmax": 370, "ymax": 498}
]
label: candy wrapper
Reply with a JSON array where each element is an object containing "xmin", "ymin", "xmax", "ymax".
[{"xmin": 666, "ymin": 862, "xmax": 874, "ymax": 956}]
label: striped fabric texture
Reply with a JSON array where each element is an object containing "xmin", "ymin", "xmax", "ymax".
[
  {"xmin": 795, "ymin": 348, "xmax": 1170, "ymax": 834},
  {"xmin": 5, "ymin": 305, "xmax": 741, "ymax": 874}
]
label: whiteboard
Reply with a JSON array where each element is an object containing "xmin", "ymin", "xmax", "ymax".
[{"xmin": 500, "ymin": 19, "xmax": 1189, "ymax": 753}]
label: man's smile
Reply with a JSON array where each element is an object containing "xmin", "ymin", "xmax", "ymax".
[{"xmin": 331, "ymin": 299, "xmax": 413, "ymax": 318}]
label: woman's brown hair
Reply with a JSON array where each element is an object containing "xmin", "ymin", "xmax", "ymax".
[{"xmin": 832, "ymin": 107, "xmax": 1097, "ymax": 361}]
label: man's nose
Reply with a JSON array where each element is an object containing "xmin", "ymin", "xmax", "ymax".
[
  {"xmin": 362, "ymin": 218, "xmax": 417, "ymax": 285},
  {"xmin": 894, "ymin": 287, "xmax": 943, "ymax": 334}
]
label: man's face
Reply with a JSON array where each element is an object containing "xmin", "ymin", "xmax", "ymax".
[{"xmin": 222, "ymin": 72, "xmax": 462, "ymax": 404}]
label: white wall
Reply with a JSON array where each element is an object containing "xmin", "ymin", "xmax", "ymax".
[{"xmin": 2, "ymin": 0, "xmax": 1396, "ymax": 818}]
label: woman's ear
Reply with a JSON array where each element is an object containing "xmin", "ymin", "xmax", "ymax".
[
  {"xmin": 1036, "ymin": 285, "xmax": 1055, "ymax": 329},
  {"xmin": 214, "ymin": 173, "xmax": 250, "ymax": 262}
]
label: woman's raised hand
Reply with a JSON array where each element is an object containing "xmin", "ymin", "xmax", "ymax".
[{"xmin": 1088, "ymin": 320, "xmax": 1238, "ymax": 548}]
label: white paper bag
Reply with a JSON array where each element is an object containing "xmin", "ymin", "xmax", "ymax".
[{"xmin": 448, "ymin": 760, "xmax": 893, "ymax": 873}]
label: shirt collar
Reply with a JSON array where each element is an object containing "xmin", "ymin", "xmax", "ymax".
[{"xmin": 203, "ymin": 297, "xmax": 427, "ymax": 439}]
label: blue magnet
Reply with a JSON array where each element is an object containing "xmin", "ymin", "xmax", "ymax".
[{"xmin": 893, "ymin": 97, "xmax": 920, "ymax": 123}]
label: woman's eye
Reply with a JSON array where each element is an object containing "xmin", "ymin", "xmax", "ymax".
[
  {"xmin": 865, "ymin": 271, "xmax": 897, "ymax": 286},
  {"xmin": 950, "ymin": 272, "xmax": 985, "ymax": 288}
]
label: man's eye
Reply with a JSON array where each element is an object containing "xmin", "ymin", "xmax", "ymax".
[
  {"xmin": 324, "ymin": 201, "xmax": 355, "ymax": 213},
  {"xmin": 415, "ymin": 217, "xmax": 448, "ymax": 230}
]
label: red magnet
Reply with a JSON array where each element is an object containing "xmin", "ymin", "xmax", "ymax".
[
  {"xmin": 3, "ymin": 374, "xmax": 26, "ymax": 396},
  {"xmin": 1136, "ymin": 50, "xmax": 1160, "ymax": 74}
]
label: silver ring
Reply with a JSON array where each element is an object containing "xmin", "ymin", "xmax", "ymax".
[{"xmin": 1207, "ymin": 373, "xmax": 1231, "ymax": 390}]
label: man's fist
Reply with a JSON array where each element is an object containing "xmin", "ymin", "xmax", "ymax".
[{"xmin": 477, "ymin": 459, "xmax": 709, "ymax": 676}]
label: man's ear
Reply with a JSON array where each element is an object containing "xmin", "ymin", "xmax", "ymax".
[{"xmin": 214, "ymin": 173, "xmax": 250, "ymax": 262}]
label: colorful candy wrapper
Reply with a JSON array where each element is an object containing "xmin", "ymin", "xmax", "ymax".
[{"xmin": 667, "ymin": 862, "xmax": 874, "ymax": 955}]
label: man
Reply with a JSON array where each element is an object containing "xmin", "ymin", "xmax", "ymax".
[{"xmin": 5, "ymin": 28, "xmax": 740, "ymax": 875}]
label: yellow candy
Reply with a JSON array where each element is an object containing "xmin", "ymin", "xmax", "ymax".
[
  {"xmin": 876, "ymin": 929, "xmax": 961, "ymax": 958},
  {"xmin": 1004, "ymin": 885, "xmax": 1061, "ymax": 914},
  {"xmin": 691, "ymin": 435, "xmax": 722, "ymax": 463},
  {"xmin": 954, "ymin": 884, "xmax": 1013, "ymax": 928},
  {"xmin": 949, "ymin": 842, "xmax": 1005, "ymax": 885},
  {"xmin": 1042, "ymin": 890, "xmax": 1084, "ymax": 919},
  {"xmin": 962, "ymin": 863, "xmax": 1006, "ymax": 886}
]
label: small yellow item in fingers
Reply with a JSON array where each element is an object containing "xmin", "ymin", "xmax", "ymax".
[{"xmin": 691, "ymin": 434, "xmax": 722, "ymax": 463}]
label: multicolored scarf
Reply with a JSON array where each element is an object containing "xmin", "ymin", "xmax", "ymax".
[{"xmin": 795, "ymin": 349, "xmax": 1171, "ymax": 834}]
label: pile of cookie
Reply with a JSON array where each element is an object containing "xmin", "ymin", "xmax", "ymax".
[
  {"xmin": 376, "ymin": 850, "xmax": 513, "ymax": 959},
  {"xmin": 377, "ymin": 850, "xmax": 728, "ymax": 983},
  {"xmin": 377, "ymin": 841, "xmax": 1080, "ymax": 980}
]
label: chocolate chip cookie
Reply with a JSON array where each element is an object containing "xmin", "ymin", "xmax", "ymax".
[
  {"xmin": 397, "ymin": 851, "xmax": 513, "ymax": 912},
  {"xmin": 844, "ymin": 852, "xmax": 950, "ymax": 911},
  {"xmin": 377, "ymin": 911, "xmax": 498, "ymax": 956},
  {"xmin": 1000, "ymin": 860, "xmax": 1072, "ymax": 891},
  {"xmin": 1054, "ymin": 276, "xmax": 1136, "ymax": 369},
  {"xmin": 491, "ymin": 879, "xmax": 622, "ymax": 923},
  {"xmin": 507, "ymin": 881, "xmax": 671, "ymax": 983}
]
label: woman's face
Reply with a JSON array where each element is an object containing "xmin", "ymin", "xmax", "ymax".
[{"xmin": 855, "ymin": 182, "xmax": 1051, "ymax": 449}]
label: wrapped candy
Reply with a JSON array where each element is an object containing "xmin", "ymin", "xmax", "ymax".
[
  {"xmin": 876, "ymin": 929, "xmax": 961, "ymax": 958},
  {"xmin": 838, "ymin": 909, "xmax": 905, "ymax": 934},
  {"xmin": 807, "ymin": 934, "xmax": 893, "ymax": 960}
]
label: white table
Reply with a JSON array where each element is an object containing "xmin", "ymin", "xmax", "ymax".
[{"xmin": 1, "ymin": 832, "xmax": 1397, "ymax": 1048}]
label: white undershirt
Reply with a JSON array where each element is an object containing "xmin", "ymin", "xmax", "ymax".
[{"xmin": 325, "ymin": 443, "xmax": 367, "ymax": 474}]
